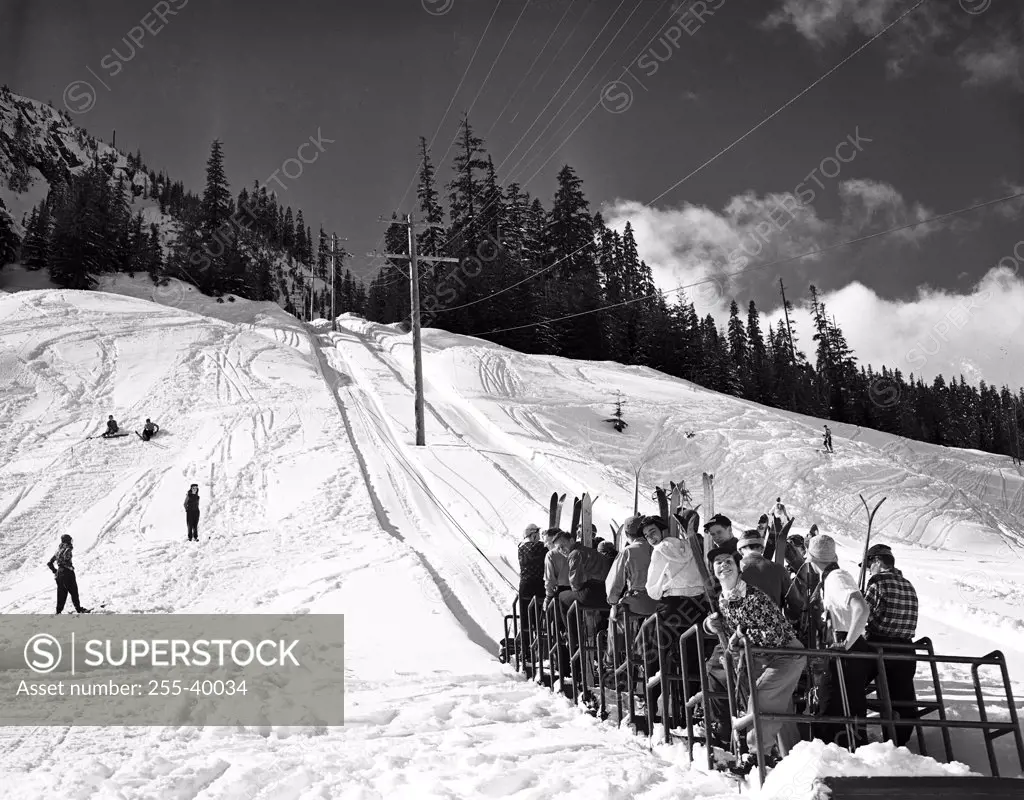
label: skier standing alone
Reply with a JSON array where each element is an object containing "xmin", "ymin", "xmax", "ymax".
[
  {"xmin": 184, "ymin": 484, "xmax": 200, "ymax": 541},
  {"xmin": 823, "ymin": 425, "xmax": 834, "ymax": 453},
  {"xmin": 46, "ymin": 534, "xmax": 91, "ymax": 614}
]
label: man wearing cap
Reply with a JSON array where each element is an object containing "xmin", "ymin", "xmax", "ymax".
[
  {"xmin": 518, "ymin": 523, "xmax": 547, "ymax": 673},
  {"xmin": 736, "ymin": 530, "xmax": 805, "ymax": 617},
  {"xmin": 604, "ymin": 515, "xmax": 657, "ymax": 663},
  {"xmin": 861, "ymin": 544, "xmax": 919, "ymax": 747},
  {"xmin": 704, "ymin": 513, "xmax": 738, "ymax": 554},
  {"xmin": 805, "ymin": 534, "xmax": 871, "ymax": 747}
]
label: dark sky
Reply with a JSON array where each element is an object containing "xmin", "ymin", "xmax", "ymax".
[{"xmin": 1, "ymin": 0, "xmax": 1022, "ymax": 308}]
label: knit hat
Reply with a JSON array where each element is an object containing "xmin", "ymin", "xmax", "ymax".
[
  {"xmin": 758, "ymin": 513, "xmax": 769, "ymax": 525},
  {"xmin": 788, "ymin": 533, "xmax": 805, "ymax": 548},
  {"xmin": 60, "ymin": 534, "xmax": 72, "ymax": 544},
  {"xmin": 524, "ymin": 523, "xmax": 540, "ymax": 536},
  {"xmin": 736, "ymin": 529, "xmax": 764, "ymax": 550},
  {"xmin": 623, "ymin": 515, "xmax": 644, "ymax": 539},
  {"xmin": 805, "ymin": 534, "xmax": 838, "ymax": 564},
  {"xmin": 703, "ymin": 513, "xmax": 732, "ymax": 531},
  {"xmin": 597, "ymin": 541, "xmax": 616, "ymax": 557}
]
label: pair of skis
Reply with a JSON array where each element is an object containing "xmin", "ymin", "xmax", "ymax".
[
  {"xmin": 702, "ymin": 473, "xmax": 715, "ymax": 518},
  {"xmin": 135, "ymin": 431, "xmax": 168, "ymax": 449},
  {"xmin": 548, "ymin": 491, "xmax": 599, "ymax": 546}
]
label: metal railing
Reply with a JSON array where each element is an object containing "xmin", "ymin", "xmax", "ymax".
[
  {"xmin": 740, "ymin": 641, "xmax": 1024, "ymax": 785},
  {"xmin": 504, "ymin": 594, "xmax": 1024, "ymax": 786}
]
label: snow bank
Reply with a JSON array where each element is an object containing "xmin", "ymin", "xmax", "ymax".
[{"xmin": 759, "ymin": 741, "xmax": 978, "ymax": 799}]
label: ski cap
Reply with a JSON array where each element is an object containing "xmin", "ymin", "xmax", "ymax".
[
  {"xmin": 858, "ymin": 543, "xmax": 893, "ymax": 567},
  {"xmin": 60, "ymin": 534, "xmax": 72, "ymax": 543},
  {"xmin": 805, "ymin": 534, "xmax": 838, "ymax": 564},
  {"xmin": 758, "ymin": 514, "xmax": 769, "ymax": 525},
  {"xmin": 524, "ymin": 523, "xmax": 540, "ymax": 536},
  {"xmin": 736, "ymin": 530, "xmax": 764, "ymax": 550},
  {"xmin": 703, "ymin": 513, "xmax": 732, "ymax": 532}
]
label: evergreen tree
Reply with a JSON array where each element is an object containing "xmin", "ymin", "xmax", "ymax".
[{"xmin": 0, "ymin": 202, "xmax": 20, "ymax": 267}]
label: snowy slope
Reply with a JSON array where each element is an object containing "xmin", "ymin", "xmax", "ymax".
[
  {"xmin": 0, "ymin": 89, "xmax": 330, "ymax": 316},
  {"xmin": 0, "ymin": 280, "xmax": 1017, "ymax": 797}
]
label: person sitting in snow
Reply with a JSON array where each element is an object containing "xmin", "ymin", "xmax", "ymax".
[
  {"xmin": 141, "ymin": 418, "xmax": 160, "ymax": 441},
  {"xmin": 46, "ymin": 534, "xmax": 91, "ymax": 614},
  {"xmin": 101, "ymin": 415, "xmax": 119, "ymax": 438}
]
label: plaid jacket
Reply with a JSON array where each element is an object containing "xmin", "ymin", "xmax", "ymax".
[
  {"xmin": 865, "ymin": 568, "xmax": 918, "ymax": 641},
  {"xmin": 517, "ymin": 541, "xmax": 547, "ymax": 587}
]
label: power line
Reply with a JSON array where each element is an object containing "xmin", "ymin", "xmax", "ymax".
[
  {"xmin": 366, "ymin": 0, "xmax": 506, "ymax": 270},
  {"xmin": 428, "ymin": 0, "xmax": 927, "ymax": 315},
  {"xmin": 510, "ymin": 0, "xmax": 672, "ymax": 185},
  {"xmin": 464, "ymin": 190, "xmax": 1024, "ymax": 337},
  {"xmin": 484, "ymin": 0, "xmax": 579, "ymax": 139},
  {"xmin": 495, "ymin": 0, "xmax": 631, "ymax": 176},
  {"xmin": 435, "ymin": 0, "xmax": 663, "ymax": 260},
  {"xmin": 498, "ymin": 0, "xmax": 646, "ymax": 183},
  {"xmin": 434, "ymin": 0, "xmax": 533, "ymax": 171},
  {"xmin": 649, "ymin": 0, "xmax": 930, "ymax": 206}
]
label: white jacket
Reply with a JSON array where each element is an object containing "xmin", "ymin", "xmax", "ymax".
[{"xmin": 645, "ymin": 538, "xmax": 705, "ymax": 600}]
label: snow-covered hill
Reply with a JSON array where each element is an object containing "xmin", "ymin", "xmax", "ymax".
[
  {"xmin": 0, "ymin": 88, "xmax": 332, "ymax": 316},
  {"xmin": 0, "ymin": 278, "xmax": 1020, "ymax": 796}
]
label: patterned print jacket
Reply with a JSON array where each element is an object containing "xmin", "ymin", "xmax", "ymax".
[
  {"xmin": 49, "ymin": 543, "xmax": 74, "ymax": 572},
  {"xmin": 718, "ymin": 581, "xmax": 796, "ymax": 649},
  {"xmin": 518, "ymin": 541, "xmax": 547, "ymax": 587}
]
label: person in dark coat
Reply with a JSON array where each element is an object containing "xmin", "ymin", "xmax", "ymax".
[
  {"xmin": 861, "ymin": 544, "xmax": 920, "ymax": 747},
  {"xmin": 184, "ymin": 484, "xmax": 200, "ymax": 541},
  {"xmin": 46, "ymin": 534, "xmax": 90, "ymax": 613},
  {"xmin": 101, "ymin": 415, "xmax": 119, "ymax": 438},
  {"xmin": 517, "ymin": 523, "xmax": 547, "ymax": 671}
]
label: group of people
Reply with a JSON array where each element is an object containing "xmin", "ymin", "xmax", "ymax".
[
  {"xmin": 515, "ymin": 499, "xmax": 920, "ymax": 769},
  {"xmin": 100, "ymin": 415, "xmax": 161, "ymax": 441},
  {"xmin": 44, "ymin": 484, "xmax": 203, "ymax": 612}
]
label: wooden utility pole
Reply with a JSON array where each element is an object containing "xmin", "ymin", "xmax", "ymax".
[
  {"xmin": 325, "ymin": 233, "xmax": 349, "ymax": 332},
  {"xmin": 376, "ymin": 212, "xmax": 459, "ymax": 446},
  {"xmin": 779, "ymin": 277, "xmax": 797, "ymax": 364}
]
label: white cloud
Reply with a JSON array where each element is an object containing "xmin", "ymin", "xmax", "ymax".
[
  {"xmin": 959, "ymin": 34, "xmax": 1024, "ymax": 90},
  {"xmin": 766, "ymin": 0, "xmax": 1024, "ymax": 92},
  {"xmin": 765, "ymin": 0, "xmax": 899, "ymax": 45},
  {"xmin": 769, "ymin": 266, "xmax": 1024, "ymax": 390},
  {"xmin": 602, "ymin": 178, "xmax": 936, "ymax": 313},
  {"xmin": 602, "ymin": 184, "xmax": 1024, "ymax": 390}
]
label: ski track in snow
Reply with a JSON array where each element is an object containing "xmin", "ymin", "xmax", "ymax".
[{"xmin": 1, "ymin": 282, "xmax": 1023, "ymax": 797}]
